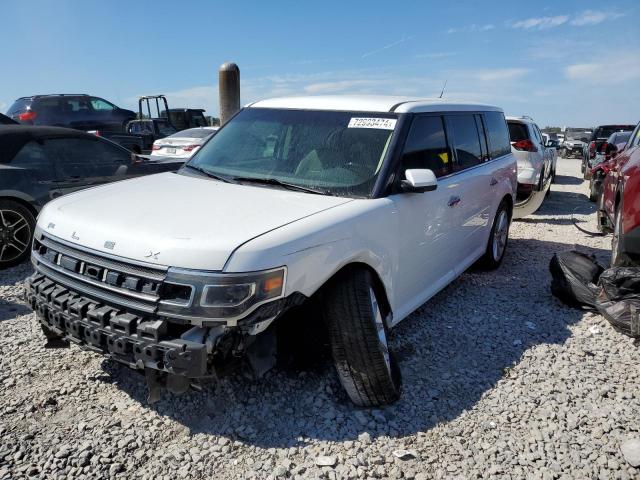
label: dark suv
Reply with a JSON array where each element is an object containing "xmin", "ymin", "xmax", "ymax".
[{"xmin": 7, "ymin": 94, "xmax": 136, "ymax": 133}]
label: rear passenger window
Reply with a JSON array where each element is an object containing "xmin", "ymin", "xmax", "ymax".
[
  {"xmin": 401, "ymin": 115, "xmax": 452, "ymax": 177},
  {"xmin": 447, "ymin": 114, "xmax": 483, "ymax": 171},
  {"xmin": 484, "ymin": 112, "xmax": 511, "ymax": 158},
  {"xmin": 11, "ymin": 141, "xmax": 55, "ymax": 175}
]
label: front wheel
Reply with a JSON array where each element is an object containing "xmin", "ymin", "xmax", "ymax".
[
  {"xmin": 478, "ymin": 200, "xmax": 510, "ymax": 270},
  {"xmin": 0, "ymin": 200, "xmax": 36, "ymax": 269},
  {"xmin": 322, "ymin": 269, "xmax": 401, "ymax": 407}
]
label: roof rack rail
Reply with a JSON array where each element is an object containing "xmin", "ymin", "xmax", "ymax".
[{"xmin": 33, "ymin": 93, "xmax": 90, "ymax": 97}]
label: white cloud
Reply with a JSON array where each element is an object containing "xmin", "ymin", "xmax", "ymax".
[
  {"xmin": 570, "ymin": 10, "xmax": 624, "ymax": 26},
  {"xmin": 473, "ymin": 68, "xmax": 531, "ymax": 82},
  {"xmin": 510, "ymin": 15, "xmax": 569, "ymax": 30},
  {"xmin": 447, "ymin": 24, "xmax": 494, "ymax": 34},
  {"xmin": 564, "ymin": 54, "xmax": 640, "ymax": 84},
  {"xmin": 510, "ymin": 10, "xmax": 624, "ymax": 30}
]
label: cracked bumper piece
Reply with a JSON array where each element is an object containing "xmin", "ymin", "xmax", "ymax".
[
  {"xmin": 26, "ymin": 273, "xmax": 209, "ymax": 377},
  {"xmin": 25, "ymin": 271, "xmax": 306, "ymax": 381}
]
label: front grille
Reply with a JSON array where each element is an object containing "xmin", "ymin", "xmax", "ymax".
[{"xmin": 32, "ymin": 234, "xmax": 168, "ymax": 313}]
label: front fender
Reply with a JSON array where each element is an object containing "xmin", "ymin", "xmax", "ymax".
[{"xmin": 224, "ymin": 199, "xmax": 397, "ymax": 313}]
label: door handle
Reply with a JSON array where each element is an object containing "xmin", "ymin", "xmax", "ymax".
[
  {"xmin": 490, "ymin": 177, "xmax": 498, "ymax": 186},
  {"xmin": 448, "ymin": 196, "xmax": 461, "ymax": 207}
]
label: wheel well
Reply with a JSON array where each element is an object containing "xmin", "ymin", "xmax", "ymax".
[
  {"xmin": 320, "ymin": 262, "xmax": 392, "ymax": 319},
  {"xmin": 0, "ymin": 196, "xmax": 38, "ymax": 219}
]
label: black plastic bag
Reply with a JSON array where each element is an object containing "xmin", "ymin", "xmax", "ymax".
[
  {"xmin": 595, "ymin": 267, "xmax": 640, "ymax": 338},
  {"xmin": 549, "ymin": 251, "xmax": 604, "ymax": 309}
]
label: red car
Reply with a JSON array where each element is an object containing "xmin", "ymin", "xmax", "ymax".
[{"xmin": 597, "ymin": 122, "xmax": 640, "ymax": 265}]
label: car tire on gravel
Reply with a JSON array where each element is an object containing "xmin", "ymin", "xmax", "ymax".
[
  {"xmin": 0, "ymin": 200, "xmax": 36, "ymax": 269},
  {"xmin": 478, "ymin": 199, "xmax": 511, "ymax": 270},
  {"xmin": 611, "ymin": 203, "xmax": 631, "ymax": 267},
  {"xmin": 322, "ymin": 268, "xmax": 401, "ymax": 407},
  {"xmin": 589, "ymin": 178, "xmax": 598, "ymax": 202}
]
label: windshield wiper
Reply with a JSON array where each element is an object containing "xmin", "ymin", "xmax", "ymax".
[
  {"xmin": 232, "ymin": 176, "xmax": 332, "ymax": 196},
  {"xmin": 183, "ymin": 164, "xmax": 234, "ymax": 183}
]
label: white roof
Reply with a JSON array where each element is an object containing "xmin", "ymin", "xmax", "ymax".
[
  {"xmin": 248, "ymin": 95, "xmax": 502, "ymax": 114},
  {"xmin": 506, "ymin": 115, "xmax": 536, "ymax": 124}
]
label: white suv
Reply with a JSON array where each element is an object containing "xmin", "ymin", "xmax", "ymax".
[
  {"xmin": 26, "ymin": 96, "xmax": 516, "ymax": 406},
  {"xmin": 507, "ymin": 116, "xmax": 555, "ymax": 217}
]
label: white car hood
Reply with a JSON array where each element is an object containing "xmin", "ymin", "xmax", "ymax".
[{"xmin": 38, "ymin": 172, "xmax": 353, "ymax": 270}]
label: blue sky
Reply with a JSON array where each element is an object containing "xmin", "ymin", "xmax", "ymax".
[{"xmin": 1, "ymin": 0, "xmax": 639, "ymax": 127}]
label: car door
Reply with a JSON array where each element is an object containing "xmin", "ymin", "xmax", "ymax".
[
  {"xmin": 390, "ymin": 114, "xmax": 464, "ymax": 315},
  {"xmin": 443, "ymin": 113, "xmax": 495, "ymax": 269},
  {"xmin": 50, "ymin": 136, "xmax": 130, "ymax": 196}
]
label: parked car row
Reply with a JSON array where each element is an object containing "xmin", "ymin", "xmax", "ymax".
[
  {"xmin": 6, "ymin": 93, "xmax": 217, "ymax": 154},
  {"xmin": 590, "ymin": 121, "xmax": 640, "ymax": 266},
  {"xmin": 6, "ymin": 90, "xmax": 628, "ymax": 407}
]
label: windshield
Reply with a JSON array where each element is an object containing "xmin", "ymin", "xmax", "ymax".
[
  {"xmin": 565, "ymin": 130, "xmax": 591, "ymax": 141},
  {"xmin": 172, "ymin": 128, "xmax": 215, "ymax": 139},
  {"xmin": 186, "ymin": 108, "xmax": 397, "ymax": 197}
]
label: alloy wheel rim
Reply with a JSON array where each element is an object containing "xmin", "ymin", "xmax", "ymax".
[
  {"xmin": 492, "ymin": 210, "xmax": 509, "ymax": 261},
  {"xmin": 369, "ymin": 286, "xmax": 391, "ymax": 373},
  {"xmin": 0, "ymin": 209, "xmax": 31, "ymax": 263}
]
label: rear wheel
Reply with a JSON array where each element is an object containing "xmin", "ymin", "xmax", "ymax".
[
  {"xmin": 478, "ymin": 200, "xmax": 510, "ymax": 270},
  {"xmin": 611, "ymin": 203, "xmax": 630, "ymax": 266},
  {"xmin": 0, "ymin": 200, "xmax": 36, "ymax": 269},
  {"xmin": 322, "ymin": 269, "xmax": 401, "ymax": 407},
  {"xmin": 589, "ymin": 177, "xmax": 598, "ymax": 202}
]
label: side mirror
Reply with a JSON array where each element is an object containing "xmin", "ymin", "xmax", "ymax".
[{"xmin": 401, "ymin": 169, "xmax": 437, "ymax": 192}]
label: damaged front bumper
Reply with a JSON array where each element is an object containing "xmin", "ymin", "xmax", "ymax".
[{"xmin": 26, "ymin": 233, "xmax": 305, "ymax": 400}]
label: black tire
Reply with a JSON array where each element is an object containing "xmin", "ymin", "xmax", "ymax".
[
  {"xmin": 478, "ymin": 200, "xmax": 510, "ymax": 270},
  {"xmin": 589, "ymin": 178, "xmax": 597, "ymax": 202},
  {"xmin": 551, "ymin": 167, "xmax": 556, "ymax": 184},
  {"xmin": 322, "ymin": 268, "xmax": 401, "ymax": 407},
  {"xmin": 611, "ymin": 203, "xmax": 631, "ymax": 267},
  {"xmin": 0, "ymin": 200, "xmax": 36, "ymax": 269}
]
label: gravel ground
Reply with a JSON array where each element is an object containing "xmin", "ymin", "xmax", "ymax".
[{"xmin": 1, "ymin": 158, "xmax": 639, "ymax": 480}]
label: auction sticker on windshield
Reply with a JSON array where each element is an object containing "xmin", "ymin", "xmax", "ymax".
[{"xmin": 348, "ymin": 117, "xmax": 397, "ymax": 130}]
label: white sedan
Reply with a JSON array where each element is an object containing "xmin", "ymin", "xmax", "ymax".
[{"xmin": 150, "ymin": 127, "xmax": 219, "ymax": 159}]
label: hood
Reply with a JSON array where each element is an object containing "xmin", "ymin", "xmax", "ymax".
[{"xmin": 38, "ymin": 172, "xmax": 353, "ymax": 270}]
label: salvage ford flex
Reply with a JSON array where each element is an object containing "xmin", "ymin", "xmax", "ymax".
[{"xmin": 26, "ymin": 96, "xmax": 516, "ymax": 406}]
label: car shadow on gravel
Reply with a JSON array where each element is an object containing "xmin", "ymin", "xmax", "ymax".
[
  {"xmin": 534, "ymin": 190, "xmax": 596, "ymax": 216},
  {"xmin": 553, "ymin": 174, "xmax": 583, "ymax": 186},
  {"xmin": 0, "ymin": 301, "xmax": 31, "ymax": 321},
  {"xmin": 92, "ymin": 238, "xmax": 613, "ymax": 449}
]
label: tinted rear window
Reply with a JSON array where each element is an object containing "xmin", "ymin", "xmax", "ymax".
[
  {"xmin": 508, "ymin": 122, "xmax": 529, "ymax": 142},
  {"xmin": 484, "ymin": 112, "xmax": 511, "ymax": 158},
  {"xmin": 595, "ymin": 125, "xmax": 635, "ymax": 139},
  {"xmin": 7, "ymin": 99, "xmax": 30, "ymax": 115}
]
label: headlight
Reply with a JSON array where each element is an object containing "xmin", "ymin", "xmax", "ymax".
[{"xmin": 158, "ymin": 267, "xmax": 286, "ymax": 321}]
